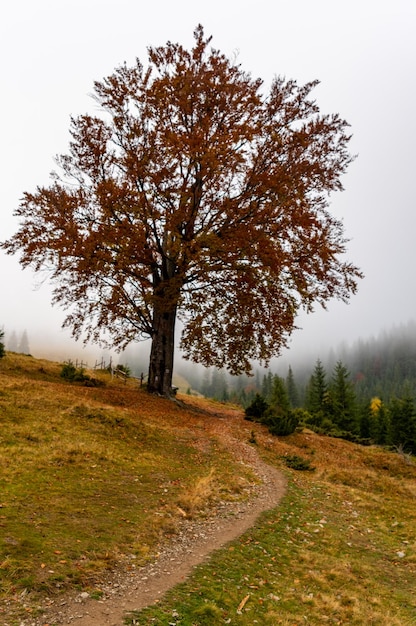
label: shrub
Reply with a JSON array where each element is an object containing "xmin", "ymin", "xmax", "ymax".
[
  {"xmin": 115, "ymin": 363, "xmax": 131, "ymax": 377},
  {"xmin": 291, "ymin": 407, "xmax": 313, "ymax": 425},
  {"xmin": 244, "ymin": 394, "xmax": 269, "ymax": 421},
  {"xmin": 267, "ymin": 410, "xmax": 299, "ymax": 436},
  {"xmin": 60, "ymin": 362, "xmax": 77, "ymax": 380},
  {"xmin": 283, "ymin": 454, "xmax": 315, "ymax": 471},
  {"xmin": 60, "ymin": 362, "xmax": 104, "ymax": 387}
]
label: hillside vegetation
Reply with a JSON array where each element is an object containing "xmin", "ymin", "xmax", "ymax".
[{"xmin": 0, "ymin": 353, "xmax": 415, "ymax": 625}]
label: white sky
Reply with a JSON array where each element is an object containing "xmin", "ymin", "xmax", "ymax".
[{"xmin": 1, "ymin": 0, "xmax": 415, "ymax": 364}]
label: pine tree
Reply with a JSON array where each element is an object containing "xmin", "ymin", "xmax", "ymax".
[
  {"xmin": 286, "ymin": 366, "xmax": 300, "ymax": 408},
  {"xmin": 330, "ymin": 361, "xmax": 357, "ymax": 433},
  {"xmin": 244, "ymin": 393, "xmax": 269, "ymax": 421},
  {"xmin": 209, "ymin": 368, "xmax": 228, "ymax": 401},
  {"xmin": 359, "ymin": 402, "xmax": 372, "ymax": 439},
  {"xmin": 388, "ymin": 395, "xmax": 416, "ymax": 453},
  {"xmin": 7, "ymin": 330, "xmax": 18, "ymax": 352},
  {"xmin": 376, "ymin": 403, "xmax": 390, "ymax": 445},
  {"xmin": 306, "ymin": 359, "xmax": 328, "ymax": 416},
  {"xmin": 269, "ymin": 375, "xmax": 291, "ymax": 416},
  {"xmin": 18, "ymin": 330, "xmax": 30, "ymax": 354},
  {"xmin": 0, "ymin": 328, "xmax": 5, "ymax": 358},
  {"xmin": 201, "ymin": 368, "xmax": 212, "ymax": 397},
  {"xmin": 261, "ymin": 371, "xmax": 273, "ymax": 403}
]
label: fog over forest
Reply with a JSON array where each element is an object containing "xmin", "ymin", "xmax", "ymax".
[
  {"xmin": 6, "ymin": 319, "xmax": 415, "ymax": 404},
  {"xmin": 3, "ymin": 317, "xmax": 416, "ymax": 371}
]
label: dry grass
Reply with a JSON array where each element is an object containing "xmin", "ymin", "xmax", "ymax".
[
  {"xmin": 0, "ymin": 353, "xmax": 254, "ymax": 623},
  {"xmin": 176, "ymin": 468, "xmax": 217, "ymax": 517},
  {"xmin": 1, "ymin": 353, "xmax": 416, "ymax": 625}
]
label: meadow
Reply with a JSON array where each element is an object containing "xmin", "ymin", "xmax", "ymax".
[{"xmin": 0, "ymin": 353, "xmax": 415, "ymax": 625}]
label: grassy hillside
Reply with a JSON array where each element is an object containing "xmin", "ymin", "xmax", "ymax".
[{"xmin": 0, "ymin": 353, "xmax": 415, "ymax": 625}]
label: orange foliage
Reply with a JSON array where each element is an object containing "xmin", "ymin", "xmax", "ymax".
[{"xmin": 2, "ymin": 25, "xmax": 362, "ymax": 395}]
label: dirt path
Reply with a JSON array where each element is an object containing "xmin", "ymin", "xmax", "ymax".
[{"xmin": 24, "ymin": 415, "xmax": 286, "ymax": 626}]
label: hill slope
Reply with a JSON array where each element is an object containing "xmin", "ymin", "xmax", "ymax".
[{"xmin": 0, "ymin": 353, "xmax": 415, "ymax": 625}]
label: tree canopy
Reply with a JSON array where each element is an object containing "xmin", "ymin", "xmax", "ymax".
[{"xmin": 2, "ymin": 26, "xmax": 362, "ymax": 395}]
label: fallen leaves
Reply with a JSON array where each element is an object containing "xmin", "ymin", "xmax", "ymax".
[{"xmin": 236, "ymin": 593, "xmax": 250, "ymax": 613}]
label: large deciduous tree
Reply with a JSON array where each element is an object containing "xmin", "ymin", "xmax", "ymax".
[{"xmin": 2, "ymin": 26, "xmax": 362, "ymax": 396}]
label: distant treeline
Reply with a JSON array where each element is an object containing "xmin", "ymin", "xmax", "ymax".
[
  {"xmin": 2, "ymin": 329, "xmax": 31, "ymax": 354},
  {"xmin": 179, "ymin": 321, "xmax": 416, "ymax": 453},
  {"xmin": 184, "ymin": 320, "xmax": 416, "ymax": 405}
]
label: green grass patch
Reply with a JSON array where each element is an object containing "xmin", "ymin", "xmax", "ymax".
[{"xmin": 127, "ymin": 443, "xmax": 416, "ymax": 625}]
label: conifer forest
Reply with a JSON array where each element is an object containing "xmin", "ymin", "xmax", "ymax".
[{"xmin": 182, "ymin": 321, "xmax": 416, "ymax": 454}]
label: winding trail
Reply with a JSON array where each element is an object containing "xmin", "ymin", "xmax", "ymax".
[{"xmin": 26, "ymin": 412, "xmax": 287, "ymax": 626}]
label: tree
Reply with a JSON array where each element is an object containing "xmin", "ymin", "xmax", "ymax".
[
  {"xmin": 306, "ymin": 359, "xmax": 328, "ymax": 416},
  {"xmin": 286, "ymin": 365, "xmax": 300, "ymax": 408},
  {"xmin": 209, "ymin": 368, "xmax": 229, "ymax": 401},
  {"xmin": 0, "ymin": 328, "xmax": 5, "ymax": 358},
  {"xmin": 329, "ymin": 361, "xmax": 357, "ymax": 433},
  {"xmin": 263, "ymin": 375, "xmax": 298, "ymax": 435},
  {"xmin": 18, "ymin": 330, "xmax": 30, "ymax": 355},
  {"xmin": 7, "ymin": 330, "xmax": 18, "ymax": 352},
  {"xmin": 389, "ymin": 395, "xmax": 416, "ymax": 453},
  {"xmin": 269, "ymin": 375, "xmax": 291, "ymax": 416},
  {"xmin": 244, "ymin": 393, "xmax": 269, "ymax": 421},
  {"xmin": 1, "ymin": 26, "xmax": 362, "ymax": 396},
  {"xmin": 261, "ymin": 371, "xmax": 274, "ymax": 403}
]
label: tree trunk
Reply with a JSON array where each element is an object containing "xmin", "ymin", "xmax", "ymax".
[{"xmin": 147, "ymin": 301, "xmax": 177, "ymax": 396}]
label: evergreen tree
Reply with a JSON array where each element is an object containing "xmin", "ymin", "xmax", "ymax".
[
  {"xmin": 365, "ymin": 397, "xmax": 390, "ymax": 445},
  {"xmin": 359, "ymin": 401, "xmax": 372, "ymax": 439},
  {"xmin": 262, "ymin": 375, "xmax": 299, "ymax": 436},
  {"xmin": 330, "ymin": 361, "xmax": 357, "ymax": 433},
  {"xmin": 269, "ymin": 375, "xmax": 291, "ymax": 416},
  {"xmin": 376, "ymin": 403, "xmax": 390, "ymax": 446},
  {"xmin": 0, "ymin": 328, "xmax": 5, "ymax": 358},
  {"xmin": 286, "ymin": 365, "xmax": 300, "ymax": 408},
  {"xmin": 306, "ymin": 359, "xmax": 328, "ymax": 416},
  {"xmin": 209, "ymin": 368, "xmax": 228, "ymax": 401},
  {"xmin": 7, "ymin": 330, "xmax": 18, "ymax": 352},
  {"xmin": 244, "ymin": 393, "xmax": 269, "ymax": 421},
  {"xmin": 201, "ymin": 368, "xmax": 211, "ymax": 397},
  {"xmin": 18, "ymin": 330, "xmax": 30, "ymax": 354},
  {"xmin": 260, "ymin": 371, "xmax": 272, "ymax": 403},
  {"xmin": 388, "ymin": 395, "xmax": 416, "ymax": 453}
]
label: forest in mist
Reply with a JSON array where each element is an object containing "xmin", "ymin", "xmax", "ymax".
[
  {"xmin": 176, "ymin": 320, "xmax": 416, "ymax": 404},
  {"xmin": 179, "ymin": 320, "xmax": 416, "ymax": 454}
]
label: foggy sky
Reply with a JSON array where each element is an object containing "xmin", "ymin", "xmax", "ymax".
[{"xmin": 1, "ymin": 0, "xmax": 415, "ymax": 365}]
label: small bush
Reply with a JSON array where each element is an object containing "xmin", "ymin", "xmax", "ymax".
[
  {"xmin": 60, "ymin": 363, "xmax": 104, "ymax": 387},
  {"xmin": 292, "ymin": 407, "xmax": 314, "ymax": 425},
  {"xmin": 115, "ymin": 363, "xmax": 131, "ymax": 377},
  {"xmin": 283, "ymin": 454, "xmax": 315, "ymax": 471},
  {"xmin": 60, "ymin": 362, "xmax": 77, "ymax": 380},
  {"xmin": 249, "ymin": 430, "xmax": 257, "ymax": 444},
  {"xmin": 267, "ymin": 411, "xmax": 299, "ymax": 436},
  {"xmin": 244, "ymin": 394, "xmax": 269, "ymax": 421}
]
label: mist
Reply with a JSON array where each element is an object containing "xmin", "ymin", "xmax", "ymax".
[{"xmin": 1, "ymin": 0, "xmax": 415, "ymax": 372}]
